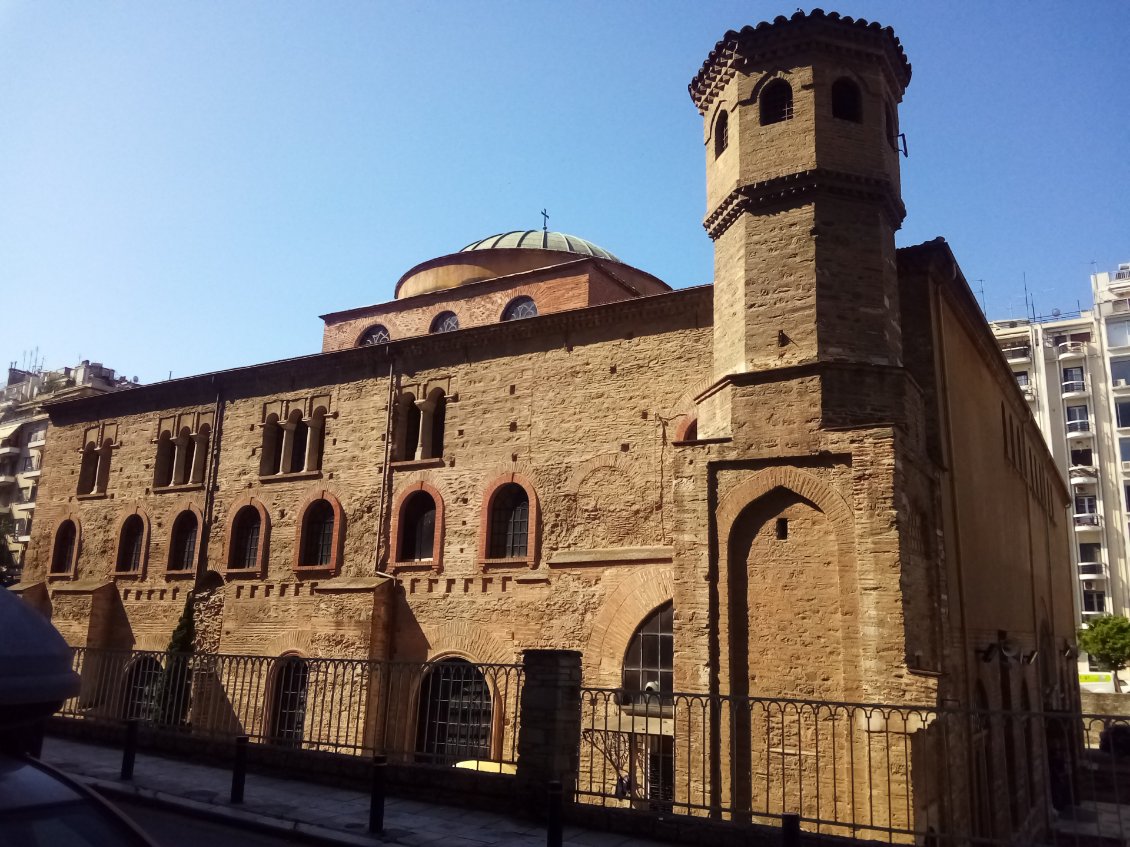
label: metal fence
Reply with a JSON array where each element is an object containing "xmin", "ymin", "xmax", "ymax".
[
  {"xmin": 579, "ymin": 687, "xmax": 1130, "ymax": 846},
  {"xmin": 60, "ymin": 648, "xmax": 523, "ymax": 768}
]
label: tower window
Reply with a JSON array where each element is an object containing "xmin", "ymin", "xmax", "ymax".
[
  {"xmin": 300, "ymin": 499, "xmax": 335, "ymax": 567},
  {"xmin": 488, "ymin": 483, "xmax": 529, "ymax": 559},
  {"xmin": 501, "ymin": 296, "xmax": 538, "ymax": 321},
  {"xmin": 51, "ymin": 520, "xmax": 78, "ymax": 575},
  {"xmin": 430, "ymin": 311, "xmax": 460, "ymax": 334},
  {"xmin": 759, "ymin": 79, "xmax": 793, "ymax": 125},
  {"xmin": 831, "ymin": 77, "xmax": 862, "ymax": 122},
  {"xmin": 269, "ymin": 655, "xmax": 309, "ymax": 748},
  {"xmin": 229, "ymin": 505, "xmax": 262, "ymax": 570},
  {"xmin": 359, "ymin": 324, "xmax": 391, "ymax": 345},
  {"xmin": 885, "ymin": 102, "xmax": 898, "ymax": 150},
  {"xmin": 714, "ymin": 109, "xmax": 728, "ymax": 157}
]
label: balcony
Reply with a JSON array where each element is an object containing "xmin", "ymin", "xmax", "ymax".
[
  {"xmin": 1058, "ymin": 341, "xmax": 1090, "ymax": 360},
  {"xmin": 20, "ymin": 457, "xmax": 41, "ymax": 478},
  {"xmin": 1070, "ymin": 466, "xmax": 1099, "ymax": 486},
  {"xmin": 1079, "ymin": 562, "xmax": 1110, "ymax": 579},
  {"xmin": 1003, "ymin": 346, "xmax": 1032, "ymax": 364},
  {"xmin": 1062, "ymin": 379, "xmax": 1089, "ymax": 398},
  {"xmin": 26, "ymin": 433, "xmax": 46, "ymax": 449},
  {"xmin": 1066, "ymin": 419, "xmax": 1093, "ymax": 439},
  {"xmin": 0, "ymin": 472, "xmax": 15, "ymax": 487},
  {"xmin": 0, "ymin": 444, "xmax": 18, "ymax": 459},
  {"xmin": 1074, "ymin": 513, "xmax": 1102, "ymax": 529}
]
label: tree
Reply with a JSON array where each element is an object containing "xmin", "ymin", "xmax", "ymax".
[{"xmin": 1078, "ymin": 615, "xmax": 1130, "ymax": 691}]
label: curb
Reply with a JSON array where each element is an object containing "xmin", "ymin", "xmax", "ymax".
[{"xmin": 79, "ymin": 774, "xmax": 388, "ymax": 847}]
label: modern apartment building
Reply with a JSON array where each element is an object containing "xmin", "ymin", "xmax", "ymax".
[
  {"xmin": 991, "ymin": 262, "xmax": 1130, "ymax": 636},
  {"xmin": 0, "ymin": 361, "xmax": 136, "ymax": 584}
]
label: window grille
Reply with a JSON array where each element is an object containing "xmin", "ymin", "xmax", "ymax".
[
  {"xmin": 359, "ymin": 324, "xmax": 391, "ymax": 345},
  {"xmin": 117, "ymin": 515, "xmax": 145, "ymax": 573},
  {"xmin": 169, "ymin": 512, "xmax": 197, "ymax": 571},
  {"xmin": 399, "ymin": 492, "xmax": 436, "ymax": 561},
  {"xmin": 269, "ymin": 656, "xmax": 309, "ymax": 747},
  {"xmin": 760, "ymin": 79, "xmax": 793, "ymax": 125},
  {"xmin": 622, "ymin": 601, "xmax": 674, "ymax": 703},
  {"xmin": 231, "ymin": 507, "xmax": 261, "ymax": 569},
  {"xmin": 502, "ymin": 296, "xmax": 538, "ymax": 321},
  {"xmin": 415, "ymin": 659, "xmax": 492, "ymax": 766},
  {"xmin": 714, "ymin": 110, "xmax": 728, "ymax": 157},
  {"xmin": 122, "ymin": 657, "xmax": 163, "ymax": 721},
  {"xmin": 430, "ymin": 311, "xmax": 460, "ymax": 334}
]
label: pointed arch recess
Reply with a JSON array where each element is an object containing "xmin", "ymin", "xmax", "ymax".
[
  {"xmin": 716, "ymin": 467, "xmax": 861, "ymax": 697},
  {"xmin": 583, "ymin": 567, "xmax": 675, "ymax": 688}
]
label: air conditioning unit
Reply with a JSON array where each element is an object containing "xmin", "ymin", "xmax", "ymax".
[
  {"xmin": 1122, "ymin": 461, "xmax": 1130, "ymax": 472},
  {"xmin": 1118, "ymin": 379, "xmax": 1129, "ymax": 388}
]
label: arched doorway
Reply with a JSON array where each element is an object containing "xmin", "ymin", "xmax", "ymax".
[
  {"xmin": 268, "ymin": 655, "xmax": 309, "ymax": 747},
  {"xmin": 121, "ymin": 656, "xmax": 163, "ymax": 721},
  {"xmin": 415, "ymin": 658, "xmax": 492, "ymax": 765}
]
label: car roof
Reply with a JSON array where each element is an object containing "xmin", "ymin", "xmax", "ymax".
[{"xmin": 0, "ymin": 754, "xmax": 85, "ymax": 812}]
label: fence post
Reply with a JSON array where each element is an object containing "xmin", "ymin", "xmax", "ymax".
[
  {"xmin": 231, "ymin": 735, "xmax": 248, "ymax": 803},
  {"xmin": 546, "ymin": 780, "xmax": 563, "ymax": 847},
  {"xmin": 369, "ymin": 753, "xmax": 387, "ymax": 834},
  {"xmin": 515, "ymin": 650, "xmax": 582, "ymax": 818},
  {"xmin": 782, "ymin": 813, "xmax": 800, "ymax": 847},
  {"xmin": 120, "ymin": 719, "xmax": 139, "ymax": 781}
]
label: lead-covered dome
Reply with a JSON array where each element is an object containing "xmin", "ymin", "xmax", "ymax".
[{"xmin": 461, "ymin": 231, "xmax": 620, "ymax": 263}]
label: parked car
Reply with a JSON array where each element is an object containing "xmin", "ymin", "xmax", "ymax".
[{"xmin": 0, "ymin": 754, "xmax": 157, "ymax": 847}]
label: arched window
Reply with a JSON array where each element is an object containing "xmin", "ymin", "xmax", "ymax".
[
  {"xmin": 269, "ymin": 655, "xmax": 309, "ymax": 747},
  {"xmin": 95, "ymin": 440, "xmax": 113, "ymax": 493},
  {"xmin": 51, "ymin": 520, "xmax": 77, "ymax": 574},
  {"xmin": 191, "ymin": 425, "xmax": 210, "ymax": 484},
  {"xmin": 359, "ymin": 324, "xmax": 391, "ymax": 345},
  {"xmin": 289, "ymin": 414, "xmax": 309, "ymax": 474},
  {"xmin": 229, "ymin": 506, "xmax": 262, "ymax": 570},
  {"xmin": 260, "ymin": 414, "xmax": 283, "ymax": 476},
  {"xmin": 398, "ymin": 393, "xmax": 421, "ymax": 461},
  {"xmin": 759, "ymin": 79, "xmax": 793, "ymax": 125},
  {"xmin": 153, "ymin": 431, "xmax": 174, "ymax": 488},
  {"xmin": 714, "ymin": 109, "xmax": 728, "ymax": 157},
  {"xmin": 121, "ymin": 656, "xmax": 163, "ymax": 721},
  {"xmin": 415, "ymin": 658, "xmax": 492, "ymax": 765},
  {"xmin": 173, "ymin": 427, "xmax": 194, "ymax": 486},
  {"xmin": 831, "ymin": 77, "xmax": 862, "ymax": 122},
  {"xmin": 488, "ymin": 484, "xmax": 529, "ymax": 559},
  {"xmin": 116, "ymin": 515, "xmax": 145, "ymax": 573},
  {"xmin": 168, "ymin": 511, "xmax": 198, "ymax": 572},
  {"xmin": 430, "ymin": 311, "xmax": 459, "ymax": 334},
  {"xmin": 622, "ymin": 601, "xmax": 674, "ymax": 703},
  {"xmin": 77, "ymin": 442, "xmax": 99, "ymax": 495},
  {"xmin": 399, "ymin": 491, "xmax": 436, "ymax": 561},
  {"xmin": 306, "ymin": 408, "xmax": 327, "ymax": 471},
  {"xmin": 421, "ymin": 388, "xmax": 446, "ymax": 459},
  {"xmin": 300, "ymin": 499, "xmax": 335, "ymax": 567},
  {"xmin": 501, "ymin": 296, "xmax": 538, "ymax": 321}
]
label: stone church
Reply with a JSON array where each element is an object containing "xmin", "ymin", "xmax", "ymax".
[{"xmin": 16, "ymin": 10, "xmax": 1076, "ymax": 839}]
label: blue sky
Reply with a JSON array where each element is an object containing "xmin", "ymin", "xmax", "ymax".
[{"xmin": 2, "ymin": 1, "xmax": 1127, "ymax": 383}]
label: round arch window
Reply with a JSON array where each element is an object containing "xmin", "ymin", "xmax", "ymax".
[
  {"xmin": 430, "ymin": 311, "xmax": 459, "ymax": 334},
  {"xmin": 359, "ymin": 324, "xmax": 391, "ymax": 345},
  {"xmin": 501, "ymin": 296, "xmax": 538, "ymax": 322}
]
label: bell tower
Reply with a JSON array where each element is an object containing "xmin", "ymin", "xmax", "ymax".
[{"xmin": 690, "ymin": 10, "xmax": 912, "ymax": 434}]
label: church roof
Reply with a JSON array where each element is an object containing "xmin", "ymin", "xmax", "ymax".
[{"xmin": 460, "ymin": 231, "xmax": 620, "ymax": 263}]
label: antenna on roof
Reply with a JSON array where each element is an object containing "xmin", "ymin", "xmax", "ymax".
[{"xmin": 975, "ymin": 280, "xmax": 986, "ymax": 315}]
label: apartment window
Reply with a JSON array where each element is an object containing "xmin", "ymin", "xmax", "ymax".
[
  {"xmin": 1125, "ymin": 483, "xmax": 1130, "ymax": 510},
  {"xmin": 1083, "ymin": 590, "xmax": 1107, "ymax": 614},
  {"xmin": 760, "ymin": 79, "xmax": 793, "ymax": 125},
  {"xmin": 1113, "ymin": 359, "xmax": 1130, "ymax": 385},
  {"xmin": 1015, "ymin": 371, "xmax": 1029, "ymax": 387},
  {"xmin": 714, "ymin": 109, "xmax": 728, "ymax": 156},
  {"xmin": 1110, "ymin": 322, "xmax": 1130, "ymax": 349},
  {"xmin": 1121, "ymin": 438, "xmax": 1130, "ymax": 463},
  {"xmin": 1062, "ymin": 366, "xmax": 1085, "ymax": 391},
  {"xmin": 168, "ymin": 511, "xmax": 198, "ymax": 572},
  {"xmin": 1075, "ymin": 495, "xmax": 1097, "ymax": 515},
  {"xmin": 1080, "ymin": 543, "xmax": 1102, "ymax": 563},
  {"xmin": 1066, "ymin": 405, "xmax": 1090, "ymax": 433},
  {"xmin": 831, "ymin": 77, "xmax": 862, "ymax": 122},
  {"xmin": 25, "ymin": 423, "xmax": 47, "ymax": 445},
  {"xmin": 1071, "ymin": 448, "xmax": 1094, "ymax": 466},
  {"xmin": 1118, "ymin": 402, "xmax": 1130, "ymax": 429}
]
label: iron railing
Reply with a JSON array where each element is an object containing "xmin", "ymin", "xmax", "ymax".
[
  {"xmin": 578, "ymin": 688, "xmax": 1130, "ymax": 846},
  {"xmin": 59, "ymin": 648, "xmax": 522, "ymax": 768}
]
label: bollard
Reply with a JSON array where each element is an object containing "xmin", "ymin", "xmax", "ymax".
[
  {"xmin": 230, "ymin": 735, "xmax": 249, "ymax": 804},
  {"xmin": 546, "ymin": 780, "xmax": 563, "ymax": 847},
  {"xmin": 120, "ymin": 719, "xmax": 139, "ymax": 781},
  {"xmin": 782, "ymin": 813, "xmax": 800, "ymax": 847},
  {"xmin": 369, "ymin": 753, "xmax": 387, "ymax": 834}
]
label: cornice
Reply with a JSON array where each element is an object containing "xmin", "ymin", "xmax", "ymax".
[{"xmin": 703, "ymin": 169, "xmax": 906, "ymax": 240}]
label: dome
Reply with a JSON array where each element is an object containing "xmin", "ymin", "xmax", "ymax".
[{"xmin": 461, "ymin": 231, "xmax": 620, "ymax": 263}]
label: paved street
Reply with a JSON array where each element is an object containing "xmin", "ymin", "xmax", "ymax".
[{"xmin": 113, "ymin": 797, "xmax": 315, "ymax": 847}]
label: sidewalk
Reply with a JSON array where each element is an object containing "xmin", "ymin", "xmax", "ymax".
[{"xmin": 40, "ymin": 736, "xmax": 661, "ymax": 847}]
